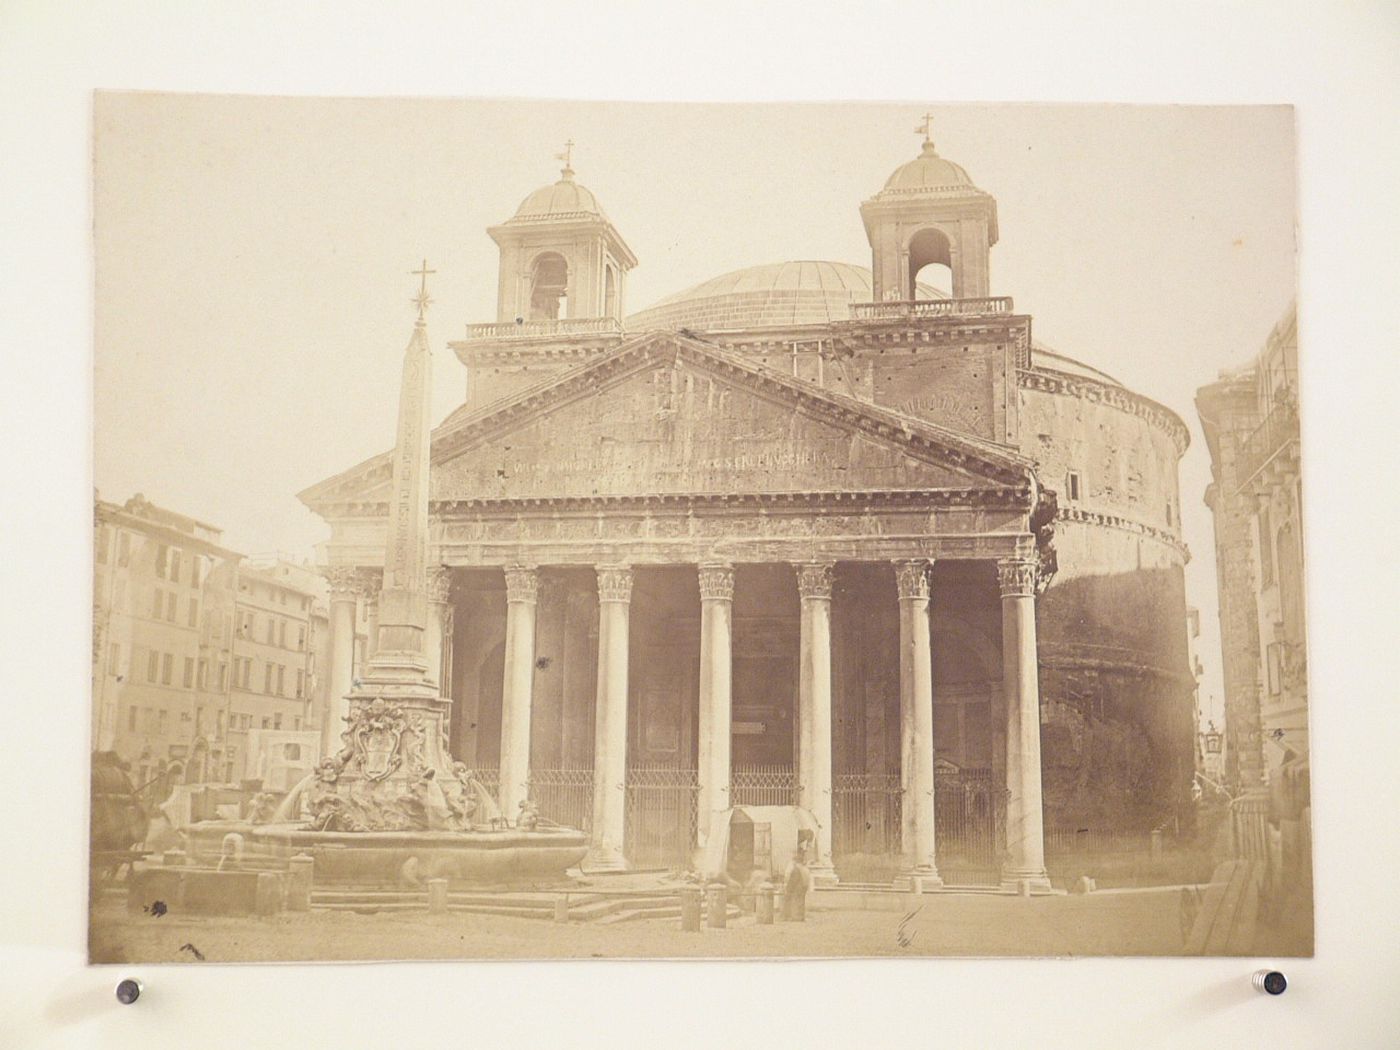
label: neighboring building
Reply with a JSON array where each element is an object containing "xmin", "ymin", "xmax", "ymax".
[
  {"xmin": 301, "ymin": 129, "xmax": 1197, "ymax": 882},
  {"xmin": 92, "ymin": 493, "xmax": 242, "ymax": 791},
  {"xmin": 226, "ymin": 557, "xmax": 325, "ymax": 776},
  {"xmin": 1196, "ymin": 304, "xmax": 1308, "ymax": 816},
  {"xmin": 93, "ymin": 499, "xmax": 343, "ymax": 790}
]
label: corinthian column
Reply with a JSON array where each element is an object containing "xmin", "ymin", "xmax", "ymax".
[
  {"xmin": 589, "ymin": 565, "xmax": 632, "ymax": 870},
  {"xmin": 895, "ymin": 559, "xmax": 941, "ymax": 885},
  {"xmin": 359, "ymin": 570, "xmax": 382, "ymax": 664},
  {"xmin": 322, "ymin": 566, "xmax": 360, "ymax": 759},
  {"xmin": 998, "ymin": 557, "xmax": 1051, "ymax": 892},
  {"xmin": 500, "ymin": 566, "xmax": 538, "ymax": 821},
  {"xmin": 796, "ymin": 561, "xmax": 838, "ymax": 885},
  {"xmin": 697, "ymin": 563, "xmax": 734, "ymax": 845},
  {"xmin": 425, "ymin": 566, "xmax": 452, "ymax": 690}
]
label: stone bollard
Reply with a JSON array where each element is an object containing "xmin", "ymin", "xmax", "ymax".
[
  {"xmin": 554, "ymin": 896, "xmax": 570, "ymax": 923},
  {"xmin": 705, "ymin": 882, "xmax": 728, "ymax": 929},
  {"xmin": 162, "ymin": 849, "xmax": 187, "ymax": 867},
  {"xmin": 756, "ymin": 882, "xmax": 776, "ymax": 925},
  {"xmin": 427, "ymin": 878, "xmax": 449, "ymax": 915},
  {"xmin": 680, "ymin": 885, "xmax": 703, "ymax": 931},
  {"xmin": 254, "ymin": 871, "xmax": 282, "ymax": 917},
  {"xmin": 287, "ymin": 854, "xmax": 314, "ymax": 912},
  {"xmin": 782, "ymin": 885, "xmax": 807, "ymax": 922}
]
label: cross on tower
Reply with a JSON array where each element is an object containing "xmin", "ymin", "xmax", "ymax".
[
  {"xmin": 410, "ymin": 259, "xmax": 436, "ymax": 320},
  {"xmin": 915, "ymin": 112, "xmax": 935, "ymax": 147},
  {"xmin": 555, "ymin": 138, "xmax": 575, "ymax": 178}
]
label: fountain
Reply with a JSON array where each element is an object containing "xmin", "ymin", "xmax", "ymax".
[{"xmin": 182, "ymin": 266, "xmax": 587, "ymax": 892}]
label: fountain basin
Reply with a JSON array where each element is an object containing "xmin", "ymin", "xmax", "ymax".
[{"xmin": 182, "ymin": 820, "xmax": 589, "ymax": 887}]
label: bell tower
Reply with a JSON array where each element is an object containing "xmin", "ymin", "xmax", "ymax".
[
  {"xmin": 860, "ymin": 116, "xmax": 999, "ymax": 302},
  {"xmin": 487, "ymin": 143, "xmax": 638, "ymax": 325}
]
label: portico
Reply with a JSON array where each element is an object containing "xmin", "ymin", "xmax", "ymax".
[{"xmin": 301, "ymin": 332, "xmax": 1053, "ymax": 888}]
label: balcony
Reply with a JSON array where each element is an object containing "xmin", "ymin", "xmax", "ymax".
[
  {"xmin": 850, "ymin": 296, "xmax": 1014, "ymax": 321},
  {"xmin": 463, "ymin": 316, "xmax": 624, "ymax": 340},
  {"xmin": 1236, "ymin": 396, "xmax": 1300, "ymax": 491}
]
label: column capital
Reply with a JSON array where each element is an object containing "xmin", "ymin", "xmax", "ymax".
[
  {"xmin": 596, "ymin": 564, "xmax": 633, "ymax": 604},
  {"xmin": 425, "ymin": 565, "xmax": 452, "ymax": 605},
  {"xmin": 324, "ymin": 565, "xmax": 360, "ymax": 600},
  {"xmin": 997, "ymin": 557, "xmax": 1038, "ymax": 598},
  {"xmin": 795, "ymin": 561, "xmax": 834, "ymax": 601},
  {"xmin": 893, "ymin": 559, "xmax": 932, "ymax": 600},
  {"xmin": 356, "ymin": 568, "xmax": 383, "ymax": 603},
  {"xmin": 698, "ymin": 562, "xmax": 734, "ymax": 602},
  {"xmin": 504, "ymin": 565, "xmax": 539, "ymax": 604}
]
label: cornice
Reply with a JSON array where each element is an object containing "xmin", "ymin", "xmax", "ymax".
[
  {"xmin": 1020, "ymin": 367, "xmax": 1191, "ymax": 456},
  {"xmin": 1055, "ymin": 505, "xmax": 1190, "ymax": 561}
]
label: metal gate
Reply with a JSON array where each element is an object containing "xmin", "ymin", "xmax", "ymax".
[
  {"xmin": 624, "ymin": 765, "xmax": 698, "ymax": 869},
  {"xmin": 731, "ymin": 764, "xmax": 797, "ymax": 807},
  {"xmin": 934, "ymin": 767, "xmax": 1003, "ymax": 882},
  {"xmin": 833, "ymin": 772, "xmax": 903, "ymax": 860}
]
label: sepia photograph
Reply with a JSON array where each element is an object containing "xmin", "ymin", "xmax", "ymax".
[{"xmin": 88, "ymin": 94, "xmax": 1309, "ymax": 963}]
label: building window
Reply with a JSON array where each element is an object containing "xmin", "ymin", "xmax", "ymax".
[
  {"xmin": 183, "ymin": 657, "xmax": 195, "ymax": 689},
  {"xmin": 240, "ymin": 659, "xmax": 251, "ymax": 689},
  {"xmin": 218, "ymin": 662, "xmax": 228, "ymax": 691},
  {"xmin": 278, "ymin": 620, "xmax": 287, "ymax": 648},
  {"xmin": 161, "ymin": 653, "xmax": 173, "ymax": 686},
  {"xmin": 188, "ymin": 598, "xmax": 199, "ymax": 628},
  {"xmin": 297, "ymin": 625, "xmax": 306, "ymax": 651},
  {"xmin": 1066, "ymin": 470, "xmax": 1082, "ymax": 502},
  {"xmin": 117, "ymin": 531, "xmax": 131, "ymax": 567},
  {"xmin": 267, "ymin": 619, "xmax": 276, "ymax": 644},
  {"xmin": 166, "ymin": 592, "xmax": 177, "ymax": 622},
  {"xmin": 262, "ymin": 717, "xmax": 271, "ymax": 729},
  {"xmin": 276, "ymin": 664, "xmax": 286, "ymax": 696},
  {"xmin": 295, "ymin": 669, "xmax": 305, "ymax": 698},
  {"xmin": 152, "ymin": 588, "xmax": 164, "ymax": 618},
  {"xmin": 293, "ymin": 717, "xmax": 302, "ymax": 730},
  {"xmin": 169, "ymin": 548, "xmax": 182, "ymax": 584},
  {"xmin": 264, "ymin": 663, "xmax": 273, "ymax": 694},
  {"xmin": 155, "ymin": 544, "xmax": 168, "ymax": 579},
  {"xmin": 1266, "ymin": 642, "xmax": 1284, "ymax": 696},
  {"xmin": 273, "ymin": 713, "xmax": 283, "ymax": 730},
  {"xmin": 1258, "ymin": 507, "xmax": 1275, "ymax": 586},
  {"xmin": 96, "ymin": 525, "xmax": 109, "ymax": 564},
  {"xmin": 108, "ymin": 642, "xmax": 120, "ymax": 676},
  {"xmin": 190, "ymin": 557, "xmax": 202, "ymax": 589},
  {"xmin": 198, "ymin": 659, "xmax": 208, "ymax": 689},
  {"xmin": 147, "ymin": 650, "xmax": 159, "ymax": 683}
]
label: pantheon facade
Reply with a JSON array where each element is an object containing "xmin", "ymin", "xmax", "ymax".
[{"xmin": 301, "ymin": 134, "xmax": 1195, "ymax": 887}]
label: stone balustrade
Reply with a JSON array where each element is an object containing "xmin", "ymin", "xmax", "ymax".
[
  {"xmin": 850, "ymin": 296, "xmax": 1013, "ymax": 321},
  {"xmin": 464, "ymin": 316, "xmax": 624, "ymax": 340}
]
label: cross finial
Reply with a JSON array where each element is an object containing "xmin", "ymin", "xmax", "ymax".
[
  {"xmin": 915, "ymin": 112, "xmax": 935, "ymax": 149},
  {"xmin": 410, "ymin": 258, "xmax": 436, "ymax": 322},
  {"xmin": 555, "ymin": 138, "xmax": 575, "ymax": 179}
]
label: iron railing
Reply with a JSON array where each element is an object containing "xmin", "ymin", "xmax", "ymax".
[
  {"xmin": 624, "ymin": 765, "xmax": 699, "ymax": 869},
  {"xmin": 1235, "ymin": 395, "xmax": 1298, "ymax": 491},
  {"xmin": 731, "ymin": 764, "xmax": 798, "ymax": 807},
  {"xmin": 933, "ymin": 767, "xmax": 1003, "ymax": 876},
  {"xmin": 528, "ymin": 767, "xmax": 593, "ymax": 831},
  {"xmin": 832, "ymin": 772, "xmax": 903, "ymax": 859},
  {"xmin": 1043, "ymin": 827, "xmax": 1153, "ymax": 855}
]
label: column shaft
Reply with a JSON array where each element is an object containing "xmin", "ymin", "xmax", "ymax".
[
  {"xmin": 322, "ymin": 568, "xmax": 359, "ymax": 760},
  {"xmin": 697, "ymin": 564, "xmax": 734, "ymax": 846},
  {"xmin": 796, "ymin": 562, "xmax": 837, "ymax": 883},
  {"xmin": 999, "ymin": 558, "xmax": 1051, "ymax": 892},
  {"xmin": 500, "ymin": 567, "xmax": 538, "ymax": 821},
  {"xmin": 896, "ymin": 560, "xmax": 941, "ymax": 883},
  {"xmin": 589, "ymin": 566, "xmax": 632, "ymax": 869}
]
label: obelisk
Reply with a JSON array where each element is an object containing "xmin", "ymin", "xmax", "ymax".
[{"xmin": 335, "ymin": 261, "xmax": 454, "ymax": 785}]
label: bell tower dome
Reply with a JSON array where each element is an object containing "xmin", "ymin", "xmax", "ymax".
[
  {"xmin": 859, "ymin": 118, "xmax": 999, "ymax": 302},
  {"xmin": 487, "ymin": 143, "xmax": 638, "ymax": 325}
]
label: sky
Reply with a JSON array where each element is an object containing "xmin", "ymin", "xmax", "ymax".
[{"xmin": 93, "ymin": 96, "xmax": 1297, "ymax": 726}]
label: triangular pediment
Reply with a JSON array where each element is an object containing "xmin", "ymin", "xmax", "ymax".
[{"xmin": 300, "ymin": 332, "xmax": 1033, "ymax": 509}]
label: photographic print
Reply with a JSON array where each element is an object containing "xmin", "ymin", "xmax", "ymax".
[{"xmin": 88, "ymin": 95, "xmax": 1309, "ymax": 962}]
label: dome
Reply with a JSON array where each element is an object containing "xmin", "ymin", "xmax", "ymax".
[
  {"xmin": 627, "ymin": 261, "xmax": 945, "ymax": 331},
  {"xmin": 881, "ymin": 141, "xmax": 975, "ymax": 193},
  {"xmin": 509, "ymin": 171, "xmax": 606, "ymax": 222}
]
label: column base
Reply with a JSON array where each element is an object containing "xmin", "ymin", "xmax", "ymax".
[
  {"xmin": 892, "ymin": 866, "xmax": 944, "ymax": 892},
  {"xmin": 582, "ymin": 846, "xmax": 629, "ymax": 873},
  {"xmin": 999, "ymin": 869, "xmax": 1053, "ymax": 895}
]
